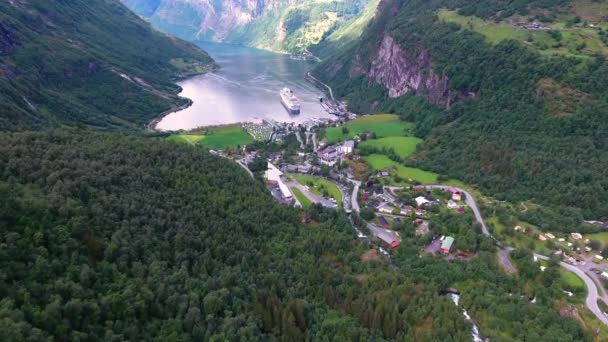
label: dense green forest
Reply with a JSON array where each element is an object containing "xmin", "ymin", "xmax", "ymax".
[
  {"xmin": 0, "ymin": 130, "xmax": 590, "ymax": 340},
  {"xmin": 0, "ymin": 0, "xmax": 215, "ymax": 131},
  {"xmin": 314, "ymin": 0, "xmax": 608, "ymax": 220}
]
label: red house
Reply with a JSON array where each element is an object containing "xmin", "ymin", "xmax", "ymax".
[
  {"xmin": 452, "ymin": 191, "xmax": 462, "ymax": 201},
  {"xmin": 377, "ymin": 231, "xmax": 400, "ymax": 249}
]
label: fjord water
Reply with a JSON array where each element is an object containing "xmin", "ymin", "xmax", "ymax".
[{"xmin": 156, "ymin": 42, "xmax": 332, "ymax": 131}]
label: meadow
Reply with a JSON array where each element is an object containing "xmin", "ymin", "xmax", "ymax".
[
  {"xmin": 291, "ymin": 187, "xmax": 311, "ymax": 208},
  {"xmin": 358, "ymin": 136, "xmax": 422, "ymax": 159},
  {"xmin": 437, "ymin": 9, "xmax": 608, "ymax": 58},
  {"xmin": 363, "ymin": 154, "xmax": 438, "ymax": 184},
  {"xmin": 291, "ymin": 174, "xmax": 342, "ymax": 203},
  {"xmin": 324, "ymin": 114, "xmax": 413, "ymax": 144},
  {"xmin": 167, "ymin": 125, "xmax": 253, "ymax": 150}
]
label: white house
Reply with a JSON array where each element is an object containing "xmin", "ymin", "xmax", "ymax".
[
  {"xmin": 265, "ymin": 162, "xmax": 293, "ymax": 201},
  {"xmin": 415, "ymin": 196, "xmax": 431, "ymax": 207},
  {"xmin": 338, "ymin": 140, "xmax": 355, "ymax": 154},
  {"xmin": 447, "ymin": 200, "xmax": 459, "ymax": 209},
  {"xmin": 571, "ymin": 233, "xmax": 583, "ymax": 240}
]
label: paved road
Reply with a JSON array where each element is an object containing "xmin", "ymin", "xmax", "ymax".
[
  {"xmin": 498, "ymin": 248, "xmax": 517, "ymax": 274},
  {"xmin": 295, "ymin": 131, "xmax": 305, "ymax": 150},
  {"xmin": 388, "ymin": 185, "xmax": 490, "ymax": 237},
  {"xmin": 348, "ymin": 180, "xmax": 361, "ymax": 212},
  {"xmin": 382, "ymin": 184, "xmax": 608, "ymax": 325},
  {"xmin": 536, "ymin": 254, "xmax": 608, "ymax": 325}
]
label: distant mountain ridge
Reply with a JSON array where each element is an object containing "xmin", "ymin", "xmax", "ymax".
[
  {"xmin": 122, "ymin": 0, "xmax": 377, "ymax": 53},
  {"xmin": 0, "ymin": 0, "xmax": 215, "ymax": 130}
]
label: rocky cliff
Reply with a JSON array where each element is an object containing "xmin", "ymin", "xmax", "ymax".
[{"xmin": 367, "ymin": 34, "xmax": 454, "ymax": 108}]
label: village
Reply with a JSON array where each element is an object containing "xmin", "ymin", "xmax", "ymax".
[{"xmin": 235, "ymin": 115, "xmax": 478, "ymax": 261}]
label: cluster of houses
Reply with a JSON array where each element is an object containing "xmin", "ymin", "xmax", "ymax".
[
  {"xmin": 526, "ymin": 229, "xmax": 607, "ymax": 266},
  {"xmin": 317, "ymin": 140, "xmax": 355, "ymax": 166}
]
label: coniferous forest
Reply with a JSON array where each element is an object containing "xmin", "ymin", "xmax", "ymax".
[{"xmin": 0, "ymin": 131, "xmax": 589, "ymax": 340}]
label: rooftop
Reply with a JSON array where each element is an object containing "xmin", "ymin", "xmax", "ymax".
[{"xmin": 441, "ymin": 236, "xmax": 455, "ymax": 250}]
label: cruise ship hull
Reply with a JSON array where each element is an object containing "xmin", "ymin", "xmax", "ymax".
[{"xmin": 281, "ymin": 99, "xmax": 300, "ymax": 114}]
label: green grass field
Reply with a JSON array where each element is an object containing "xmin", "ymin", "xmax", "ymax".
[
  {"xmin": 167, "ymin": 125, "xmax": 252, "ymax": 150},
  {"xmin": 324, "ymin": 114, "xmax": 413, "ymax": 144},
  {"xmin": 291, "ymin": 187, "xmax": 311, "ymax": 209},
  {"xmin": 291, "ymin": 174, "xmax": 342, "ymax": 203},
  {"xmin": 584, "ymin": 232, "xmax": 608, "ymax": 248},
  {"xmin": 166, "ymin": 134, "xmax": 206, "ymax": 145},
  {"xmin": 561, "ymin": 270, "xmax": 586, "ymax": 291},
  {"xmin": 437, "ymin": 9, "xmax": 608, "ymax": 58},
  {"xmin": 358, "ymin": 136, "xmax": 422, "ymax": 159},
  {"xmin": 363, "ymin": 154, "xmax": 438, "ymax": 184}
]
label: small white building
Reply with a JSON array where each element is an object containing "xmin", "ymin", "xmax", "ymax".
[
  {"xmin": 415, "ymin": 196, "xmax": 431, "ymax": 207},
  {"xmin": 545, "ymin": 233, "xmax": 555, "ymax": 239},
  {"xmin": 595, "ymin": 255, "xmax": 604, "ymax": 261},
  {"xmin": 265, "ymin": 162, "xmax": 293, "ymax": 201},
  {"xmin": 338, "ymin": 140, "xmax": 355, "ymax": 154},
  {"xmin": 447, "ymin": 200, "xmax": 459, "ymax": 209}
]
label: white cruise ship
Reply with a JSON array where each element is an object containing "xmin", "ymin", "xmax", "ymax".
[{"xmin": 280, "ymin": 87, "xmax": 301, "ymax": 114}]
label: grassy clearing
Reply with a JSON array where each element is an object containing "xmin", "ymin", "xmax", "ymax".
[
  {"xmin": 168, "ymin": 125, "xmax": 252, "ymax": 150},
  {"xmin": 437, "ymin": 9, "xmax": 608, "ymax": 58},
  {"xmin": 364, "ymin": 154, "xmax": 439, "ymax": 184},
  {"xmin": 291, "ymin": 187, "xmax": 311, "ymax": 209},
  {"xmin": 358, "ymin": 136, "xmax": 422, "ymax": 159},
  {"xmin": 584, "ymin": 232, "xmax": 608, "ymax": 248},
  {"xmin": 324, "ymin": 114, "xmax": 413, "ymax": 144},
  {"xmin": 291, "ymin": 174, "xmax": 342, "ymax": 203},
  {"xmin": 561, "ymin": 270, "xmax": 586, "ymax": 292},
  {"xmin": 200, "ymin": 126, "xmax": 252, "ymax": 150}
]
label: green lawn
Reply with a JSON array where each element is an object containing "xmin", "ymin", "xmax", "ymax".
[
  {"xmin": 200, "ymin": 126, "xmax": 252, "ymax": 150},
  {"xmin": 324, "ymin": 114, "xmax": 413, "ymax": 144},
  {"xmin": 584, "ymin": 232, "xmax": 608, "ymax": 248},
  {"xmin": 291, "ymin": 174, "xmax": 342, "ymax": 203},
  {"xmin": 358, "ymin": 136, "xmax": 422, "ymax": 159},
  {"xmin": 363, "ymin": 154, "xmax": 438, "ymax": 184},
  {"xmin": 291, "ymin": 187, "xmax": 311, "ymax": 209},
  {"xmin": 437, "ymin": 8, "xmax": 608, "ymax": 58},
  {"xmin": 167, "ymin": 125, "xmax": 252, "ymax": 150},
  {"xmin": 561, "ymin": 270, "xmax": 586, "ymax": 291}
]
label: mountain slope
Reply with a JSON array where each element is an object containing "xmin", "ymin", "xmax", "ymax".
[
  {"xmin": 314, "ymin": 0, "xmax": 608, "ymax": 220},
  {"xmin": 123, "ymin": 0, "xmax": 375, "ymax": 53},
  {"xmin": 0, "ymin": 130, "xmax": 590, "ymax": 340},
  {"xmin": 0, "ymin": 0, "xmax": 215, "ymax": 131}
]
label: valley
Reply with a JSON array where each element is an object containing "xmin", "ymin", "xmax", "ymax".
[
  {"xmin": 154, "ymin": 42, "xmax": 334, "ymax": 130},
  {"xmin": 2, "ymin": 0, "xmax": 608, "ymax": 340}
]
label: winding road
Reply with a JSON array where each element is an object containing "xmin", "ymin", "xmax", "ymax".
[
  {"xmin": 535, "ymin": 254, "xmax": 608, "ymax": 325},
  {"xmin": 380, "ymin": 185, "xmax": 608, "ymax": 325}
]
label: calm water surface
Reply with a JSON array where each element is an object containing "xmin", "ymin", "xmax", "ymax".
[{"xmin": 156, "ymin": 42, "xmax": 332, "ymax": 131}]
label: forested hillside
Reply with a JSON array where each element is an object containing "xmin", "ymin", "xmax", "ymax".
[
  {"xmin": 0, "ymin": 0, "xmax": 215, "ymax": 131},
  {"xmin": 122, "ymin": 0, "xmax": 376, "ymax": 54},
  {"xmin": 0, "ymin": 130, "xmax": 588, "ymax": 340},
  {"xmin": 314, "ymin": 0, "xmax": 608, "ymax": 220}
]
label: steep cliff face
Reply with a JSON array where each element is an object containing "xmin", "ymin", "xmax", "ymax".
[
  {"xmin": 123, "ymin": 0, "xmax": 373, "ymax": 53},
  {"xmin": 367, "ymin": 34, "xmax": 453, "ymax": 107}
]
